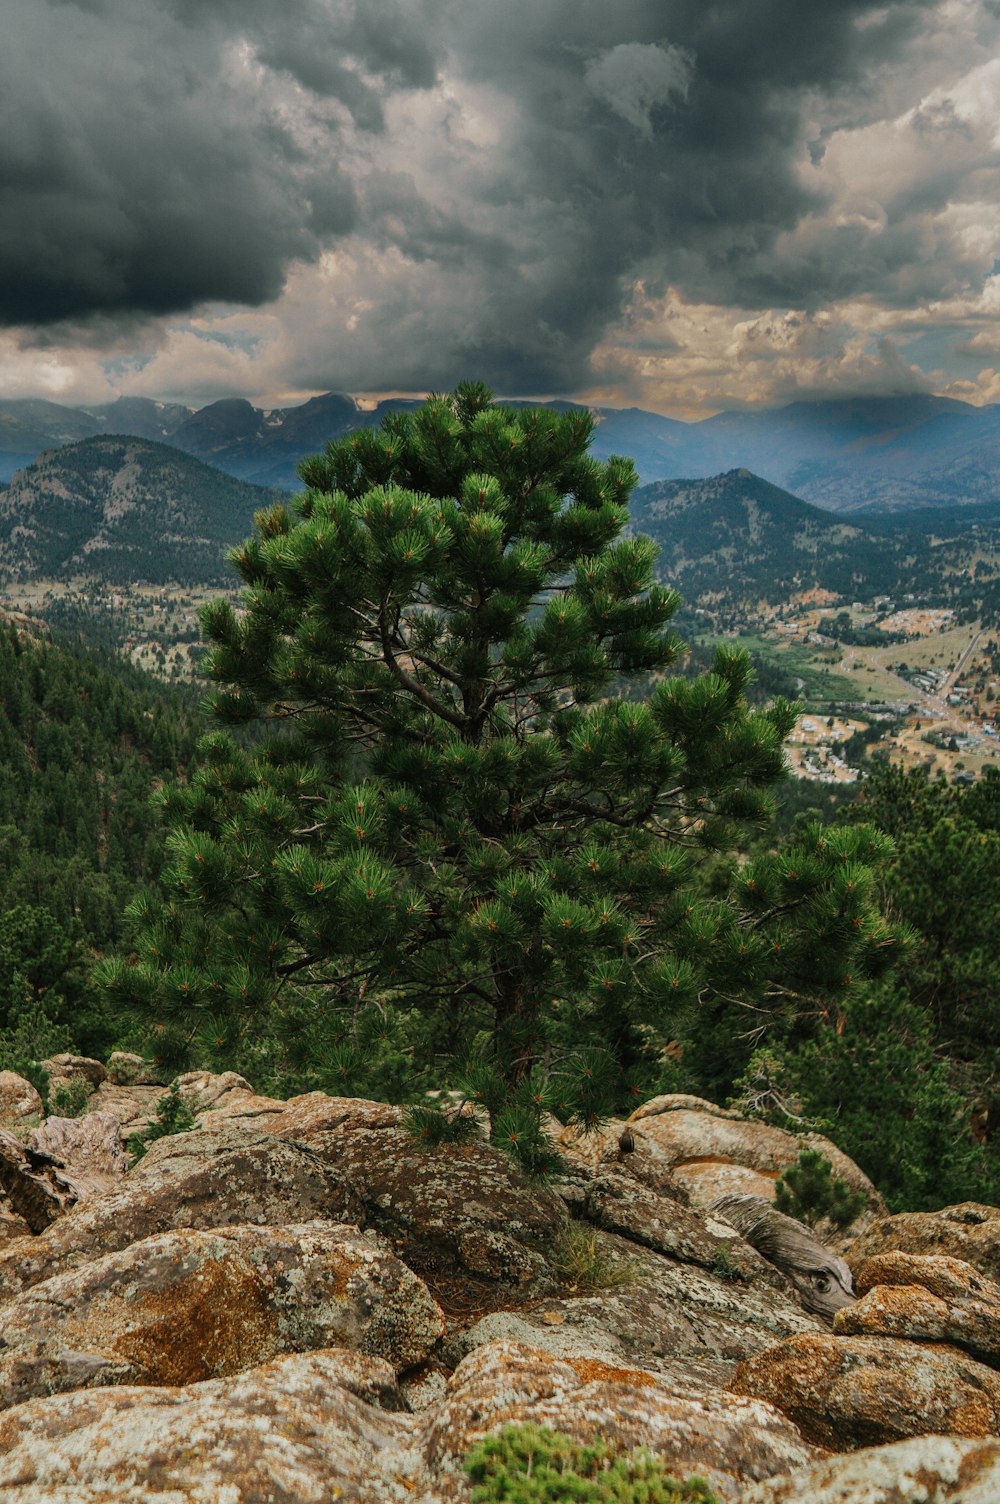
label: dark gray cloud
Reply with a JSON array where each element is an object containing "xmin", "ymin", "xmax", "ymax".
[
  {"xmin": 2, "ymin": 0, "xmax": 995, "ymax": 401},
  {"xmin": 0, "ymin": 0, "xmax": 425, "ymax": 325}
]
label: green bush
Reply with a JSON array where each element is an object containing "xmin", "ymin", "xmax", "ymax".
[
  {"xmin": 774, "ymin": 1149, "xmax": 867, "ymax": 1230},
  {"xmin": 126, "ymin": 1080, "xmax": 197, "ymax": 1159},
  {"xmin": 51, "ymin": 1077, "xmax": 92, "ymax": 1119},
  {"xmin": 464, "ymin": 1424, "xmax": 719, "ymax": 1503}
]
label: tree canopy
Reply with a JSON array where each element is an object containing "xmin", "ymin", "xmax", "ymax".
[{"xmin": 102, "ymin": 385, "xmax": 901, "ymax": 1165}]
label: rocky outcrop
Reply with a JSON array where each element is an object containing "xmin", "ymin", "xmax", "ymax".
[
  {"xmin": 26, "ymin": 1110, "xmax": 129, "ymax": 1200},
  {"xmin": 0, "ymin": 1128, "xmax": 363, "ymax": 1303},
  {"xmin": 849, "ymin": 1203, "xmax": 1000, "ymax": 1282},
  {"xmin": 0, "ymin": 1221, "xmax": 444, "ymax": 1411},
  {"xmin": 0, "ymin": 1127, "xmax": 78, "ymax": 1230},
  {"xmin": 422, "ymin": 1340, "xmax": 821, "ymax": 1502},
  {"xmin": 0, "ymin": 1065, "xmax": 992, "ymax": 1500},
  {"xmin": 731, "ymin": 1332, "xmax": 1000, "ymax": 1448},
  {"xmin": 741, "ymin": 1434, "xmax": 1000, "ymax": 1504},
  {"xmin": 449, "ymin": 1227, "xmax": 821, "ymax": 1390},
  {"xmin": 0, "ymin": 1069, "xmax": 43, "ymax": 1127},
  {"xmin": 628, "ymin": 1094, "xmax": 884, "ymax": 1228},
  {"xmin": 838, "ymin": 1252, "xmax": 1000, "ymax": 1367},
  {"xmin": 0, "ymin": 1349, "xmax": 419, "ymax": 1504}
]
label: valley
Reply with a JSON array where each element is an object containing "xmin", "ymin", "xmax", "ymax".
[{"xmin": 2, "ymin": 406, "xmax": 1000, "ymax": 788}]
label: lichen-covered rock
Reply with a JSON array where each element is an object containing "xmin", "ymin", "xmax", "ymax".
[
  {"xmin": 41, "ymin": 1053, "xmax": 107, "ymax": 1094},
  {"xmin": 628, "ymin": 1094, "xmax": 883, "ymax": 1228},
  {"xmin": 0, "ymin": 1220, "xmax": 444, "ymax": 1410},
  {"xmin": 172, "ymin": 1067, "xmax": 260, "ymax": 1114},
  {"xmin": 0, "ymin": 1349, "xmax": 421, "ymax": 1503},
  {"xmin": 848, "ymin": 1203, "xmax": 1000, "ymax": 1283},
  {"xmin": 306, "ymin": 1120, "xmax": 569, "ymax": 1304},
  {"xmin": 836, "ymin": 1253, "xmax": 1000, "ymax": 1367},
  {"xmin": 563, "ymin": 1163, "xmax": 788, "ymax": 1290},
  {"xmin": 26, "ymin": 1111, "xmax": 128, "ymax": 1201},
  {"xmin": 0, "ymin": 1129, "xmax": 363, "ymax": 1303},
  {"xmin": 741, "ymin": 1434, "xmax": 1000, "ymax": 1504},
  {"xmin": 197, "ymin": 1086, "xmax": 403, "ymax": 1137},
  {"xmin": 421, "ymin": 1340, "xmax": 821, "ymax": 1503},
  {"xmin": 731, "ymin": 1332, "xmax": 1000, "ymax": 1448},
  {"xmin": 82, "ymin": 1079, "xmax": 166, "ymax": 1134},
  {"xmin": 0, "ymin": 1203, "xmax": 29, "ymax": 1242},
  {"xmin": 450, "ymin": 1226, "xmax": 821, "ymax": 1389},
  {"xmin": 0, "ymin": 1069, "xmax": 43, "ymax": 1127},
  {"xmin": 86, "ymin": 1069, "xmax": 260, "ymax": 1135}
]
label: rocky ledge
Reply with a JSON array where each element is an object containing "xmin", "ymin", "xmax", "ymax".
[{"xmin": 0, "ymin": 1061, "xmax": 995, "ymax": 1502}]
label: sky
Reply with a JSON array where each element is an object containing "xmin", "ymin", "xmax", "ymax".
[{"xmin": 4, "ymin": 0, "xmax": 1000, "ymax": 418}]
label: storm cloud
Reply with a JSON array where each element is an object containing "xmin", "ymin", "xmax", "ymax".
[{"xmin": 2, "ymin": 0, "xmax": 1000, "ymax": 407}]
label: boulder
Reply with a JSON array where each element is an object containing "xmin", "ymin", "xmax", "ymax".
[
  {"xmin": 0, "ymin": 1220, "xmax": 444, "ymax": 1411},
  {"xmin": 561, "ymin": 1163, "xmax": 788, "ymax": 1290},
  {"xmin": 0, "ymin": 1349, "xmax": 420, "ymax": 1504},
  {"xmin": 137, "ymin": 1099, "xmax": 565, "ymax": 1304},
  {"xmin": 0, "ymin": 1069, "xmax": 43, "ymax": 1127},
  {"xmin": 552, "ymin": 1115, "xmax": 687, "ymax": 1197},
  {"xmin": 628, "ymin": 1094, "xmax": 883, "ymax": 1229},
  {"xmin": 0, "ymin": 1128, "xmax": 363, "ymax": 1303},
  {"xmin": 82, "ymin": 1080, "xmax": 166, "ymax": 1134},
  {"xmin": 731, "ymin": 1332, "xmax": 1000, "ymax": 1448},
  {"xmin": 41, "ymin": 1054, "xmax": 107, "ymax": 1094},
  {"xmin": 836, "ymin": 1253, "xmax": 1000, "ymax": 1367},
  {"xmin": 420, "ymin": 1340, "xmax": 821, "ymax": 1503},
  {"xmin": 741, "ymin": 1434, "xmax": 1000, "ymax": 1504},
  {"xmin": 449, "ymin": 1226, "xmax": 821, "ymax": 1390},
  {"xmin": 172, "ymin": 1067, "xmax": 261, "ymax": 1114},
  {"xmin": 85, "ymin": 1069, "xmax": 263, "ymax": 1135},
  {"xmin": 0, "ymin": 1204, "xmax": 29, "ymax": 1242},
  {"xmin": 848, "ymin": 1203, "xmax": 1000, "ymax": 1283},
  {"xmin": 305, "ymin": 1118, "xmax": 569, "ymax": 1307}
]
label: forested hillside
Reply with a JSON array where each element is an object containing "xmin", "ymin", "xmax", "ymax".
[
  {"xmin": 632, "ymin": 469, "xmax": 1000, "ymax": 620},
  {"xmin": 0, "ymin": 619, "xmax": 200, "ymax": 1062},
  {"xmin": 0, "ymin": 436, "xmax": 285, "ymax": 583}
]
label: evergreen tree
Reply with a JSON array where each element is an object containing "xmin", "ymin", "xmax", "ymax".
[
  {"xmin": 101, "ymin": 386, "xmax": 900, "ymax": 1160},
  {"xmin": 850, "ymin": 764, "xmax": 1000, "ymax": 1100}
]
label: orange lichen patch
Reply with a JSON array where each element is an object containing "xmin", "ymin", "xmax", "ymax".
[
  {"xmin": 108, "ymin": 1257, "xmax": 280, "ymax": 1386},
  {"xmin": 566, "ymin": 1357, "xmax": 657, "ymax": 1389}
]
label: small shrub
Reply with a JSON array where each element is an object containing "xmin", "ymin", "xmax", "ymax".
[
  {"xmin": 774, "ymin": 1149, "xmax": 867, "ymax": 1231},
  {"xmin": 549, "ymin": 1222, "xmax": 635, "ymax": 1294},
  {"xmin": 464, "ymin": 1423, "xmax": 719, "ymax": 1503},
  {"xmin": 710, "ymin": 1245, "xmax": 740, "ymax": 1282},
  {"xmin": 51, "ymin": 1077, "xmax": 91, "ymax": 1119},
  {"xmin": 126, "ymin": 1081, "xmax": 197, "ymax": 1159}
]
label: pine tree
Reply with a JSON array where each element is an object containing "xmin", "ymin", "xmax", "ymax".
[
  {"xmin": 773, "ymin": 1148, "xmax": 867, "ymax": 1230},
  {"xmin": 100, "ymin": 385, "xmax": 901, "ymax": 1163}
]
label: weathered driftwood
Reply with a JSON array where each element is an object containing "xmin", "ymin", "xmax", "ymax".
[
  {"xmin": 27, "ymin": 1113, "xmax": 129, "ymax": 1201},
  {"xmin": 0, "ymin": 1114, "xmax": 128, "ymax": 1234},
  {"xmin": 711, "ymin": 1192, "xmax": 856, "ymax": 1319}
]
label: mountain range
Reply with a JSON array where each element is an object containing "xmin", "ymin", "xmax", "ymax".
[
  {"xmin": 0, "ymin": 436, "xmax": 284, "ymax": 584},
  {"xmin": 6, "ymin": 390, "xmax": 1000, "ymax": 511},
  {"xmin": 630, "ymin": 469, "xmax": 999, "ymax": 610},
  {"xmin": 3, "ymin": 435, "xmax": 998, "ymax": 626}
]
